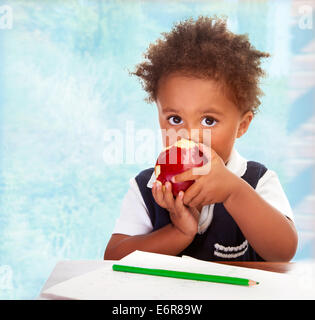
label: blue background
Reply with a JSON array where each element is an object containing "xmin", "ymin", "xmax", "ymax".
[{"xmin": 0, "ymin": 0, "xmax": 314, "ymax": 299}]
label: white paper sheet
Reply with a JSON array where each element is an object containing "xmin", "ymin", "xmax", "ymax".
[{"xmin": 42, "ymin": 250, "xmax": 315, "ymax": 300}]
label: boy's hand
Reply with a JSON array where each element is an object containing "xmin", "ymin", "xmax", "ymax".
[
  {"xmin": 152, "ymin": 181, "xmax": 200, "ymax": 238},
  {"xmin": 171, "ymin": 143, "xmax": 238, "ymax": 208}
]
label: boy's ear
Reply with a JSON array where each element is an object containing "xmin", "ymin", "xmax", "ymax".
[{"xmin": 236, "ymin": 111, "xmax": 253, "ymax": 138}]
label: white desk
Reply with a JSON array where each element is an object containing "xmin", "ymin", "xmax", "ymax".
[
  {"xmin": 37, "ymin": 260, "xmax": 113, "ymax": 300},
  {"xmin": 37, "ymin": 258, "xmax": 315, "ymax": 300}
]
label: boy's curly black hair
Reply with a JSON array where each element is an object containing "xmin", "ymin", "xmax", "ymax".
[{"xmin": 130, "ymin": 16, "xmax": 270, "ymax": 115}]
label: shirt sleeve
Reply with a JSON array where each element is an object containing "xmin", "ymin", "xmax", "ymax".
[
  {"xmin": 255, "ymin": 169, "xmax": 294, "ymax": 222},
  {"xmin": 112, "ymin": 177, "xmax": 153, "ymax": 236}
]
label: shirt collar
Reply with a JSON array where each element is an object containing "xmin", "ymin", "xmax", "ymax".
[
  {"xmin": 225, "ymin": 147, "xmax": 248, "ymax": 178},
  {"xmin": 147, "ymin": 147, "xmax": 247, "ymax": 188}
]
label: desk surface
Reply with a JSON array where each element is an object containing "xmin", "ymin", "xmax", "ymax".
[
  {"xmin": 37, "ymin": 259, "xmax": 314, "ymax": 300},
  {"xmin": 217, "ymin": 261, "xmax": 295, "ymax": 274}
]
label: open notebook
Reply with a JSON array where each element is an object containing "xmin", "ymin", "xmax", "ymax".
[{"xmin": 42, "ymin": 250, "xmax": 315, "ymax": 300}]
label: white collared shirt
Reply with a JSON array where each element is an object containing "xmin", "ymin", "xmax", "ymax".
[{"xmin": 112, "ymin": 148, "xmax": 294, "ymax": 236}]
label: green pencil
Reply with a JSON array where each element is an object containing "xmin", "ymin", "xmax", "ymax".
[{"xmin": 112, "ymin": 264, "xmax": 259, "ymax": 287}]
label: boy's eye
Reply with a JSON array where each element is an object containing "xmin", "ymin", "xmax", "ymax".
[
  {"xmin": 167, "ymin": 116, "xmax": 183, "ymax": 126},
  {"xmin": 201, "ymin": 117, "xmax": 217, "ymax": 127}
]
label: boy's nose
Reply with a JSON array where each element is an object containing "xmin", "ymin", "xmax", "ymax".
[
  {"xmin": 173, "ymin": 127, "xmax": 197, "ymax": 142},
  {"xmin": 188, "ymin": 129, "xmax": 200, "ymax": 144},
  {"xmin": 185, "ymin": 127, "xmax": 211, "ymax": 145}
]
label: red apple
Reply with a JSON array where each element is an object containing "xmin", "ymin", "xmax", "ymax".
[{"xmin": 154, "ymin": 138, "xmax": 208, "ymax": 197}]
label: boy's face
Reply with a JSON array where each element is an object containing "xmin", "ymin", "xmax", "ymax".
[{"xmin": 156, "ymin": 73, "xmax": 253, "ymax": 164}]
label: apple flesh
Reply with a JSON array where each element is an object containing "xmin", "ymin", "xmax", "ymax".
[{"xmin": 154, "ymin": 139, "xmax": 208, "ymax": 197}]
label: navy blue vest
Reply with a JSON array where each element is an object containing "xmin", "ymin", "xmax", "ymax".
[{"xmin": 135, "ymin": 161, "xmax": 268, "ymax": 262}]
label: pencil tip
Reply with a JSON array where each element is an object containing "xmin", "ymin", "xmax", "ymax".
[{"xmin": 248, "ymin": 280, "xmax": 259, "ymax": 286}]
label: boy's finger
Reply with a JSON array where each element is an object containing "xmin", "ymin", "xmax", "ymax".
[
  {"xmin": 152, "ymin": 182, "xmax": 161, "ymax": 205},
  {"xmin": 182, "ymin": 182, "xmax": 201, "ymax": 206},
  {"xmin": 163, "ymin": 181, "xmax": 176, "ymax": 212},
  {"xmin": 189, "ymin": 206, "xmax": 201, "ymax": 221},
  {"xmin": 188, "ymin": 193, "xmax": 205, "ymax": 209},
  {"xmin": 191, "ymin": 161, "xmax": 211, "ymax": 176},
  {"xmin": 154, "ymin": 181, "xmax": 166, "ymax": 207},
  {"xmin": 171, "ymin": 169, "xmax": 197, "ymax": 183},
  {"xmin": 152, "ymin": 182, "xmax": 160, "ymax": 201},
  {"xmin": 174, "ymin": 191, "xmax": 185, "ymax": 213}
]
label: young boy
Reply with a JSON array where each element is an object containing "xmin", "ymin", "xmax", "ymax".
[{"xmin": 104, "ymin": 16, "xmax": 298, "ymax": 262}]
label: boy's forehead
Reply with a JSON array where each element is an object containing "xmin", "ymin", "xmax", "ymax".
[
  {"xmin": 157, "ymin": 73, "xmax": 236, "ymax": 112},
  {"xmin": 158, "ymin": 72, "xmax": 219, "ymax": 92}
]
